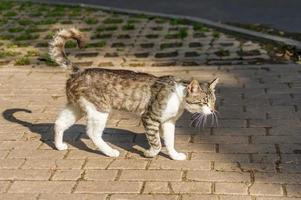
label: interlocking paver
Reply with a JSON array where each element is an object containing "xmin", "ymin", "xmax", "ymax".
[
  {"xmin": 187, "ymin": 170, "xmax": 250, "ymax": 183},
  {"xmin": 0, "ymin": 194, "xmax": 38, "ymax": 200},
  {"xmin": 143, "ymin": 181, "xmax": 170, "ymax": 194},
  {"xmin": 84, "ymin": 169, "xmax": 118, "ymax": 180},
  {"xmin": 0, "ymin": 159, "xmax": 24, "ymax": 169},
  {"xmin": 182, "ymin": 194, "xmax": 218, "ymax": 200},
  {"xmin": 75, "ymin": 181, "xmax": 142, "ymax": 193},
  {"xmin": 255, "ymin": 173, "xmax": 301, "ymax": 184},
  {"xmin": 110, "ymin": 194, "xmax": 178, "ymax": 200},
  {"xmin": 0, "ymin": 169, "xmax": 51, "ymax": 181},
  {"xmin": 249, "ymin": 183, "xmax": 283, "ymax": 196},
  {"xmin": 39, "ymin": 194, "xmax": 107, "ymax": 200},
  {"xmin": 0, "ymin": 4, "xmax": 300, "ymax": 200},
  {"xmin": 257, "ymin": 198, "xmax": 301, "ymax": 200},
  {"xmin": 215, "ymin": 182, "xmax": 248, "ymax": 195},
  {"xmin": 108, "ymin": 159, "xmax": 148, "ymax": 169},
  {"xmin": 8, "ymin": 181, "xmax": 75, "ymax": 193},
  {"xmin": 219, "ymin": 195, "xmax": 252, "ymax": 200},
  {"xmin": 84, "ymin": 158, "xmax": 113, "ymax": 169},
  {"xmin": 149, "ymin": 160, "xmax": 210, "ymax": 170},
  {"xmin": 286, "ymin": 184, "xmax": 301, "ymax": 197},
  {"xmin": 119, "ymin": 170, "xmax": 182, "ymax": 181},
  {"xmin": 51, "ymin": 169, "xmax": 83, "ymax": 181},
  {"xmin": 171, "ymin": 182, "xmax": 211, "ymax": 194},
  {"xmin": 191, "ymin": 152, "xmax": 250, "ymax": 162},
  {"xmin": 0, "ymin": 181, "xmax": 10, "ymax": 193}
]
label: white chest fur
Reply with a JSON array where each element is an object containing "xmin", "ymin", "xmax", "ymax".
[{"xmin": 161, "ymin": 84, "xmax": 186, "ymax": 121}]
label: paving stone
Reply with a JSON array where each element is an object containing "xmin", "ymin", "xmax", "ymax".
[
  {"xmin": 194, "ymin": 135, "xmax": 249, "ymax": 144},
  {"xmin": 39, "ymin": 194, "xmax": 107, "ymax": 200},
  {"xmin": 8, "ymin": 181, "xmax": 75, "ymax": 193},
  {"xmin": 143, "ymin": 182, "xmax": 170, "ymax": 194},
  {"xmin": 286, "ymin": 184, "xmax": 301, "ymax": 197},
  {"xmin": 0, "ymin": 181, "xmax": 10, "ymax": 193},
  {"xmin": 257, "ymin": 197, "xmax": 301, "ymax": 200},
  {"xmin": 0, "ymin": 141, "xmax": 41, "ymax": 150},
  {"xmin": 215, "ymin": 162, "xmax": 275, "ymax": 173},
  {"xmin": 279, "ymin": 164, "xmax": 301, "ymax": 173},
  {"xmin": 149, "ymin": 160, "xmax": 210, "ymax": 170},
  {"xmin": 110, "ymin": 194, "xmax": 178, "ymax": 200},
  {"xmin": 212, "ymin": 128, "xmax": 265, "ymax": 136},
  {"xmin": 84, "ymin": 169, "xmax": 118, "ymax": 180},
  {"xmin": 253, "ymin": 136, "xmax": 301, "ymax": 144},
  {"xmin": 120, "ymin": 170, "xmax": 182, "ymax": 181},
  {"xmin": 0, "ymin": 169, "xmax": 51, "ymax": 180},
  {"xmin": 255, "ymin": 172, "xmax": 301, "ymax": 184},
  {"xmin": 67, "ymin": 149, "xmax": 118, "ymax": 159},
  {"xmin": 0, "ymin": 159, "xmax": 25, "ymax": 169},
  {"xmin": 187, "ymin": 171, "xmax": 250, "ymax": 183},
  {"xmin": 0, "ymin": 194, "xmax": 38, "ymax": 200},
  {"xmin": 219, "ymin": 195, "xmax": 252, "ymax": 200},
  {"xmin": 21, "ymin": 159, "xmax": 56, "ymax": 169},
  {"xmin": 56, "ymin": 159, "xmax": 85, "ymax": 169},
  {"xmin": 282, "ymin": 154, "xmax": 301, "ymax": 164},
  {"xmin": 0, "ymin": 151, "xmax": 9, "ymax": 159},
  {"xmin": 171, "ymin": 181, "xmax": 211, "ymax": 194},
  {"xmin": 215, "ymin": 182, "xmax": 248, "ymax": 195},
  {"xmin": 250, "ymin": 183, "xmax": 283, "ymax": 196},
  {"xmin": 52, "ymin": 169, "xmax": 83, "ymax": 180},
  {"xmin": 84, "ymin": 158, "xmax": 113, "ymax": 169},
  {"xmin": 182, "ymin": 194, "xmax": 218, "ymax": 200},
  {"xmin": 219, "ymin": 144, "xmax": 275, "ymax": 154},
  {"xmin": 175, "ymin": 143, "xmax": 215, "ymax": 152},
  {"xmin": 252, "ymin": 154, "xmax": 279, "ymax": 163},
  {"xmin": 280, "ymin": 144, "xmax": 301, "ymax": 153},
  {"xmin": 108, "ymin": 159, "xmax": 148, "ymax": 169},
  {"xmin": 7, "ymin": 150, "xmax": 66, "ymax": 159},
  {"xmin": 191, "ymin": 152, "xmax": 250, "ymax": 162},
  {"xmin": 75, "ymin": 181, "xmax": 142, "ymax": 193}
]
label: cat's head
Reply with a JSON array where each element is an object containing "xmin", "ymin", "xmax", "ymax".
[{"xmin": 184, "ymin": 78, "xmax": 219, "ymax": 115}]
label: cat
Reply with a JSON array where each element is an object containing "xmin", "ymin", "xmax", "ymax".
[{"xmin": 49, "ymin": 28, "xmax": 218, "ymax": 160}]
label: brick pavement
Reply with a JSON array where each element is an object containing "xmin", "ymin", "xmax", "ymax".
[{"xmin": 0, "ymin": 64, "xmax": 301, "ymax": 199}]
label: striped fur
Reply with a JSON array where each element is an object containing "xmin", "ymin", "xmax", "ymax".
[
  {"xmin": 50, "ymin": 28, "xmax": 219, "ymax": 160},
  {"xmin": 49, "ymin": 28, "xmax": 86, "ymax": 72}
]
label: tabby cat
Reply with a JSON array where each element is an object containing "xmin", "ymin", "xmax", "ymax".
[{"xmin": 49, "ymin": 28, "xmax": 218, "ymax": 160}]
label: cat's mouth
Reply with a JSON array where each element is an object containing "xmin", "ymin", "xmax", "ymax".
[{"xmin": 190, "ymin": 106, "xmax": 218, "ymax": 128}]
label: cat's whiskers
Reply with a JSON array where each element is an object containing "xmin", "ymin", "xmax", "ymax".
[
  {"xmin": 190, "ymin": 112, "xmax": 203, "ymax": 127},
  {"xmin": 190, "ymin": 114, "xmax": 200, "ymax": 127},
  {"xmin": 197, "ymin": 114, "xmax": 205, "ymax": 128},
  {"xmin": 213, "ymin": 111, "xmax": 219, "ymax": 127}
]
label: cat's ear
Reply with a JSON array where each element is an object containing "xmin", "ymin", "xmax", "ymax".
[
  {"xmin": 209, "ymin": 78, "xmax": 219, "ymax": 90},
  {"xmin": 187, "ymin": 79, "xmax": 201, "ymax": 95}
]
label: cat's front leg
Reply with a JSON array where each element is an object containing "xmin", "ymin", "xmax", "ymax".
[
  {"xmin": 161, "ymin": 120, "xmax": 187, "ymax": 160},
  {"xmin": 142, "ymin": 116, "xmax": 162, "ymax": 158}
]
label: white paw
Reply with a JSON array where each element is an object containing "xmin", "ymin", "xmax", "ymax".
[
  {"xmin": 170, "ymin": 152, "xmax": 187, "ymax": 160},
  {"xmin": 56, "ymin": 142, "xmax": 68, "ymax": 151},
  {"xmin": 106, "ymin": 149, "xmax": 120, "ymax": 157}
]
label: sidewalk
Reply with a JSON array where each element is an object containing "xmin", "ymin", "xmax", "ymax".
[
  {"xmin": 0, "ymin": 64, "xmax": 301, "ymax": 199},
  {"xmin": 0, "ymin": 1, "xmax": 301, "ymax": 199}
]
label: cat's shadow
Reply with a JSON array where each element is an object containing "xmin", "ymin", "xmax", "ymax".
[{"xmin": 2, "ymin": 108, "xmax": 167, "ymax": 158}]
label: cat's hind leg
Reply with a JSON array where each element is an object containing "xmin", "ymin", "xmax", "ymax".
[
  {"xmin": 81, "ymin": 99, "xmax": 119, "ymax": 157},
  {"xmin": 54, "ymin": 103, "xmax": 82, "ymax": 150}
]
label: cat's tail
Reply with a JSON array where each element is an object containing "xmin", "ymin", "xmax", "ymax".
[{"xmin": 49, "ymin": 28, "xmax": 87, "ymax": 73}]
